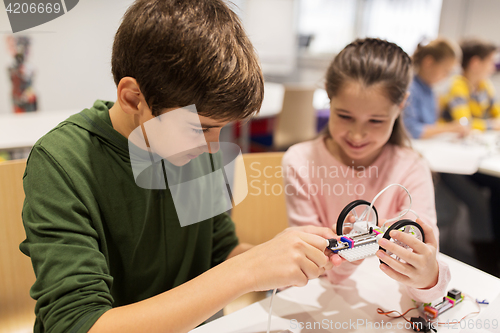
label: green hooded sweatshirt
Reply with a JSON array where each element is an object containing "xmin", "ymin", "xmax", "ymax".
[{"xmin": 20, "ymin": 100, "xmax": 239, "ymax": 333}]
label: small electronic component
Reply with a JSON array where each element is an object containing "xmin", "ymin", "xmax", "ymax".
[
  {"xmin": 410, "ymin": 316, "xmax": 435, "ymax": 332},
  {"xmin": 328, "ymin": 218, "xmax": 424, "ymax": 263},
  {"xmin": 327, "ymin": 184, "xmax": 425, "ymax": 263},
  {"xmin": 378, "ymin": 288, "xmax": 477, "ymax": 333},
  {"xmin": 327, "ymin": 228, "xmax": 383, "ymax": 261},
  {"xmin": 423, "ymin": 288, "xmax": 464, "ymax": 319}
]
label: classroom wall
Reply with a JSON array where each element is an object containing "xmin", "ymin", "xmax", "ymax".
[
  {"xmin": 1, "ymin": 0, "xmax": 499, "ymax": 115},
  {"xmin": 242, "ymin": 0, "xmax": 297, "ymax": 76},
  {"xmin": 0, "ymin": 0, "xmax": 134, "ymax": 115},
  {"xmin": 0, "ymin": 0, "xmax": 296, "ymax": 115},
  {"xmin": 439, "ymin": 0, "xmax": 500, "ymax": 44},
  {"xmin": 439, "ymin": 0, "xmax": 500, "ymax": 92}
]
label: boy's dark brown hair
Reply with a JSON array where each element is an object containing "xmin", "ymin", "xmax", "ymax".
[
  {"xmin": 324, "ymin": 38, "xmax": 412, "ymax": 147},
  {"xmin": 112, "ymin": 0, "xmax": 264, "ymax": 120},
  {"xmin": 412, "ymin": 38, "xmax": 461, "ymax": 68},
  {"xmin": 460, "ymin": 38, "xmax": 497, "ymax": 70}
]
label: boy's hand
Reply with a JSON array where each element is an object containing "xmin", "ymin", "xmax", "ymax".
[
  {"xmin": 491, "ymin": 118, "xmax": 500, "ymax": 131},
  {"xmin": 240, "ymin": 226, "xmax": 338, "ymax": 292},
  {"xmin": 376, "ymin": 218, "xmax": 439, "ymax": 289},
  {"xmin": 448, "ymin": 122, "xmax": 470, "ymax": 137},
  {"xmin": 328, "ymin": 214, "xmax": 378, "ymax": 267}
]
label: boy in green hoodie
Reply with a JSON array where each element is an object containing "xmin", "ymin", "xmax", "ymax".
[{"xmin": 20, "ymin": 1, "xmax": 338, "ymax": 332}]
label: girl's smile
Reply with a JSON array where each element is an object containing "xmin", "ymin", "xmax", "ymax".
[{"xmin": 344, "ymin": 138, "xmax": 370, "ymax": 151}]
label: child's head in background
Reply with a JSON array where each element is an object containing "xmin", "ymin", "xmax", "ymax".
[
  {"xmin": 460, "ymin": 39, "xmax": 497, "ymax": 83},
  {"xmin": 412, "ymin": 38, "xmax": 460, "ymax": 86},
  {"xmin": 324, "ymin": 38, "xmax": 412, "ymax": 168}
]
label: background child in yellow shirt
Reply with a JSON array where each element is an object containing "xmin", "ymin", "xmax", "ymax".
[{"xmin": 441, "ymin": 39, "xmax": 500, "ymax": 130}]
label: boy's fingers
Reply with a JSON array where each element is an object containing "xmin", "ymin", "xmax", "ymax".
[
  {"xmin": 299, "ymin": 225, "xmax": 336, "ymax": 240},
  {"xmin": 326, "ymin": 252, "xmax": 343, "ymax": 267},
  {"xmin": 298, "ymin": 229, "xmax": 334, "ymax": 250},
  {"xmin": 299, "ymin": 254, "xmax": 326, "ymax": 280},
  {"xmin": 301, "ymin": 241, "xmax": 330, "ymax": 268},
  {"xmin": 323, "ymin": 259, "xmax": 333, "ymax": 270}
]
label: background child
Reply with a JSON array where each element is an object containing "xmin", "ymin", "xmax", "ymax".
[
  {"xmin": 403, "ymin": 38, "xmax": 467, "ymax": 139},
  {"xmin": 441, "ymin": 39, "xmax": 500, "ymax": 130},
  {"xmin": 436, "ymin": 38, "xmax": 500, "ymax": 277},
  {"xmin": 283, "ymin": 38, "xmax": 450, "ymax": 302}
]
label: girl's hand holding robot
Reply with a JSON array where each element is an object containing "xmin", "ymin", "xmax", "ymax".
[
  {"xmin": 327, "ymin": 184, "xmax": 440, "ymax": 290},
  {"xmin": 377, "ymin": 219, "xmax": 439, "ymax": 290}
]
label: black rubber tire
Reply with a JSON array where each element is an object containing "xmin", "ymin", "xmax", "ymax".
[
  {"xmin": 382, "ymin": 219, "xmax": 425, "ymax": 243},
  {"xmin": 336, "ymin": 199, "xmax": 378, "ymax": 236},
  {"xmin": 379, "ymin": 219, "xmax": 425, "ymax": 264}
]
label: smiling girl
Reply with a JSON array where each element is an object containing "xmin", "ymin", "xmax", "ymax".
[{"xmin": 283, "ymin": 38, "xmax": 450, "ymax": 302}]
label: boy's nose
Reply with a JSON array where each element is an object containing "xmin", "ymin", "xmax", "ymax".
[
  {"xmin": 207, "ymin": 142, "xmax": 220, "ymax": 154},
  {"xmin": 204, "ymin": 130, "xmax": 222, "ymax": 154}
]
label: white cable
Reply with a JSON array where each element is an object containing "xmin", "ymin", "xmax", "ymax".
[
  {"xmin": 358, "ymin": 183, "xmax": 413, "ymax": 231},
  {"xmin": 267, "ymin": 288, "xmax": 277, "ymax": 333},
  {"xmin": 408, "ymin": 209, "xmax": 420, "ymax": 220}
]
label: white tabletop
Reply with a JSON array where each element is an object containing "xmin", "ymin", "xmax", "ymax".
[
  {"xmin": 254, "ymin": 83, "xmax": 329, "ymax": 119},
  {"xmin": 0, "ymin": 110, "xmax": 79, "ymax": 151},
  {"xmin": 191, "ymin": 254, "xmax": 500, "ymax": 333},
  {"xmin": 412, "ymin": 132, "xmax": 500, "ymax": 177}
]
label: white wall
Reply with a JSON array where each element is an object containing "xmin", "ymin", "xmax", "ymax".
[
  {"xmin": 439, "ymin": 0, "xmax": 500, "ymax": 44},
  {"xmin": 0, "ymin": 0, "xmax": 298, "ymax": 114},
  {"xmin": 242, "ymin": 0, "xmax": 297, "ymax": 76},
  {"xmin": 0, "ymin": 0, "xmax": 134, "ymax": 114},
  {"xmin": 439, "ymin": 0, "xmax": 500, "ymax": 93}
]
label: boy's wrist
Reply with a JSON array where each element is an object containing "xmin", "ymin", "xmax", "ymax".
[{"xmin": 222, "ymin": 252, "xmax": 256, "ymax": 294}]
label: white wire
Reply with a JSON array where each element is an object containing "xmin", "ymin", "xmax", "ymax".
[
  {"xmin": 408, "ymin": 209, "xmax": 419, "ymax": 220},
  {"xmin": 267, "ymin": 288, "xmax": 277, "ymax": 333},
  {"xmin": 358, "ymin": 183, "xmax": 413, "ymax": 231}
]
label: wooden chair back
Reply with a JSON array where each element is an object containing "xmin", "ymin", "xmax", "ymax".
[
  {"xmin": 231, "ymin": 152, "xmax": 288, "ymax": 245},
  {"xmin": 0, "ymin": 160, "xmax": 35, "ymax": 333},
  {"xmin": 273, "ymin": 85, "xmax": 317, "ymax": 150}
]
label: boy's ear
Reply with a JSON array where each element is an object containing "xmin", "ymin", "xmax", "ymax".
[
  {"xmin": 468, "ymin": 55, "xmax": 481, "ymax": 70},
  {"xmin": 116, "ymin": 77, "xmax": 146, "ymax": 115},
  {"xmin": 421, "ymin": 55, "xmax": 434, "ymax": 68}
]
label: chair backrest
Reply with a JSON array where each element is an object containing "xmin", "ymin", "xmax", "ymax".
[
  {"xmin": 0, "ymin": 159, "xmax": 36, "ymax": 332},
  {"xmin": 273, "ymin": 85, "xmax": 317, "ymax": 150},
  {"xmin": 231, "ymin": 152, "xmax": 288, "ymax": 245}
]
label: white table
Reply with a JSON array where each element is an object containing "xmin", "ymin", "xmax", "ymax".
[
  {"xmin": 238, "ymin": 83, "xmax": 285, "ymax": 153},
  {"xmin": 0, "ymin": 110, "xmax": 79, "ymax": 152},
  {"xmin": 191, "ymin": 254, "xmax": 500, "ymax": 333},
  {"xmin": 412, "ymin": 132, "xmax": 500, "ymax": 177}
]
